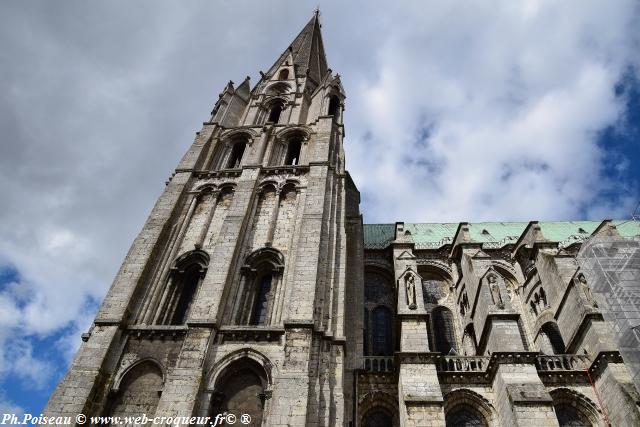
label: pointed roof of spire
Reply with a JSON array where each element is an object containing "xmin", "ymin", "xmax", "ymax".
[{"xmin": 267, "ymin": 11, "xmax": 329, "ymax": 84}]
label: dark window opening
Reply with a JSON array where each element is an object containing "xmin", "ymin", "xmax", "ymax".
[
  {"xmin": 268, "ymin": 103, "xmax": 283, "ymax": 123},
  {"xmin": 227, "ymin": 141, "xmax": 246, "ymax": 169},
  {"xmin": 555, "ymin": 405, "xmax": 590, "ymax": 427},
  {"xmin": 363, "ymin": 409, "xmax": 393, "ymax": 427},
  {"xmin": 542, "ymin": 322, "xmax": 566, "ymax": 354},
  {"xmin": 210, "ymin": 363, "xmax": 266, "ymax": 427},
  {"xmin": 446, "ymin": 407, "xmax": 486, "ymax": 427},
  {"xmin": 372, "ymin": 306, "xmax": 393, "ymax": 356},
  {"xmin": 328, "ymin": 96, "xmax": 340, "ymax": 117},
  {"xmin": 285, "ymin": 139, "xmax": 302, "ymax": 165},
  {"xmin": 250, "ymin": 274, "xmax": 272, "ymax": 325},
  {"xmin": 365, "ymin": 272, "xmax": 390, "ymax": 303},
  {"xmin": 170, "ymin": 268, "xmax": 201, "ymax": 325},
  {"xmin": 363, "ymin": 310, "xmax": 369, "ymax": 355},
  {"xmin": 433, "ymin": 307, "xmax": 457, "ymax": 354},
  {"xmin": 278, "ymin": 69, "xmax": 289, "ymax": 80}
]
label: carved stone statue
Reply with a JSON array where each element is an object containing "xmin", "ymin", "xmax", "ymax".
[
  {"xmin": 406, "ymin": 274, "xmax": 417, "ymax": 309},
  {"xmin": 578, "ymin": 273, "xmax": 598, "ymax": 307},
  {"xmin": 488, "ymin": 274, "xmax": 504, "ymax": 309}
]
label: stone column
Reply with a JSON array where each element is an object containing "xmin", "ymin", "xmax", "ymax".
[
  {"xmin": 391, "ymin": 223, "xmax": 445, "ymax": 426},
  {"xmin": 592, "ymin": 354, "xmax": 640, "ymax": 426},
  {"xmin": 154, "ymin": 327, "xmax": 213, "ymax": 425},
  {"xmin": 492, "ymin": 356, "xmax": 559, "ymax": 427},
  {"xmin": 398, "ymin": 358, "xmax": 445, "ymax": 427}
]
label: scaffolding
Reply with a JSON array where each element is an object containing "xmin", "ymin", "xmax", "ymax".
[{"xmin": 577, "ymin": 231, "xmax": 640, "ymax": 392}]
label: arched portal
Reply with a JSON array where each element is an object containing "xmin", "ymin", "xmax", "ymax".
[
  {"xmin": 363, "ymin": 408, "xmax": 393, "ymax": 427},
  {"xmin": 210, "ymin": 359, "xmax": 268, "ymax": 426},
  {"xmin": 107, "ymin": 361, "xmax": 163, "ymax": 419}
]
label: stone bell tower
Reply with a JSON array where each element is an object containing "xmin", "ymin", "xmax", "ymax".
[{"xmin": 45, "ymin": 11, "xmax": 363, "ymax": 426}]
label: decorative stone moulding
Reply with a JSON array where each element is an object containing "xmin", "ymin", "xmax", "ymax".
[
  {"xmin": 126, "ymin": 325, "xmax": 188, "ymax": 341},
  {"xmin": 217, "ymin": 326, "xmax": 285, "ymax": 344},
  {"xmin": 262, "ymin": 165, "xmax": 309, "ymax": 176},
  {"xmin": 194, "ymin": 169, "xmax": 242, "ymax": 179}
]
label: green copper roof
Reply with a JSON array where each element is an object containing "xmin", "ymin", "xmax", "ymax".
[
  {"xmin": 404, "ymin": 223, "xmax": 459, "ymax": 249},
  {"xmin": 363, "ymin": 220, "xmax": 640, "ymax": 250},
  {"xmin": 538, "ymin": 221, "xmax": 599, "ymax": 242},
  {"xmin": 613, "ymin": 220, "xmax": 640, "ymax": 237},
  {"xmin": 363, "ymin": 224, "xmax": 396, "ymax": 249},
  {"xmin": 468, "ymin": 222, "xmax": 527, "ymax": 245}
]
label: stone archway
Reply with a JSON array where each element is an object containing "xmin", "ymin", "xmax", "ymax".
[{"xmin": 209, "ymin": 357, "xmax": 270, "ymax": 426}]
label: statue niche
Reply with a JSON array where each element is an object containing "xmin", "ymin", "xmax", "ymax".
[
  {"xmin": 405, "ymin": 274, "xmax": 417, "ymax": 310},
  {"xmin": 487, "ymin": 273, "xmax": 504, "ymax": 309}
]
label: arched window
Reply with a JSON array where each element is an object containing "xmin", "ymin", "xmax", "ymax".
[
  {"xmin": 156, "ymin": 250, "xmax": 208, "ymax": 325},
  {"xmin": 550, "ymin": 389, "xmax": 599, "ymax": 427},
  {"xmin": 372, "ymin": 306, "xmax": 393, "ymax": 356},
  {"xmin": 364, "ymin": 270, "xmax": 395, "ymax": 356},
  {"xmin": 541, "ymin": 322, "xmax": 566, "ymax": 354},
  {"xmin": 226, "ymin": 140, "xmax": 246, "ymax": 169},
  {"xmin": 210, "ymin": 359, "xmax": 267, "ymax": 427},
  {"xmin": 328, "ymin": 95, "xmax": 340, "ymax": 117},
  {"xmin": 445, "ymin": 406, "xmax": 487, "ymax": 427},
  {"xmin": 278, "ymin": 69, "xmax": 289, "ymax": 80},
  {"xmin": 462, "ymin": 324, "xmax": 477, "ymax": 356},
  {"xmin": 363, "ymin": 408, "xmax": 393, "ymax": 427},
  {"xmin": 170, "ymin": 266, "xmax": 201, "ymax": 325},
  {"xmin": 555, "ymin": 405, "xmax": 591, "ymax": 426},
  {"xmin": 232, "ymin": 248, "xmax": 284, "ymax": 326},
  {"xmin": 284, "ymin": 139, "xmax": 302, "ymax": 165},
  {"xmin": 432, "ymin": 306, "xmax": 457, "ymax": 354},
  {"xmin": 267, "ymin": 102, "xmax": 283, "ymax": 124},
  {"xmin": 250, "ymin": 274, "xmax": 273, "ymax": 325},
  {"xmin": 106, "ymin": 362, "xmax": 163, "ymax": 419}
]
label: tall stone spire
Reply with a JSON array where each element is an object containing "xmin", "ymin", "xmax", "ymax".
[{"xmin": 266, "ymin": 10, "xmax": 329, "ymax": 85}]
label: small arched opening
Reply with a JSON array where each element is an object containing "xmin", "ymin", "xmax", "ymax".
[
  {"xmin": 432, "ymin": 306, "xmax": 457, "ymax": 354},
  {"xmin": 267, "ymin": 101, "xmax": 284, "ymax": 124},
  {"xmin": 278, "ymin": 69, "xmax": 289, "ymax": 80},
  {"xmin": 462, "ymin": 323, "xmax": 478, "ymax": 356},
  {"xmin": 328, "ymin": 95, "xmax": 340, "ymax": 118},
  {"xmin": 541, "ymin": 322, "xmax": 566, "ymax": 354},
  {"xmin": 226, "ymin": 140, "xmax": 246, "ymax": 169},
  {"xmin": 284, "ymin": 138, "xmax": 302, "ymax": 166}
]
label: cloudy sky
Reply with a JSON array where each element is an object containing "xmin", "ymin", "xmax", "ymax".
[{"xmin": 1, "ymin": 0, "xmax": 639, "ymax": 414}]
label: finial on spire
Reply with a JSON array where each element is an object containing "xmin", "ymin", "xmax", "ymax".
[{"xmin": 314, "ymin": 6, "xmax": 320, "ymax": 17}]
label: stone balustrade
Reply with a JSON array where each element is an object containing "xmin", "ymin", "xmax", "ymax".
[
  {"xmin": 439, "ymin": 356, "xmax": 491, "ymax": 373},
  {"xmin": 363, "ymin": 356, "xmax": 394, "ymax": 372},
  {"xmin": 536, "ymin": 354, "xmax": 591, "ymax": 371}
]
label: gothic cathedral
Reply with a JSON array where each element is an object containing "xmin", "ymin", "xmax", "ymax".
[{"xmin": 45, "ymin": 13, "xmax": 640, "ymax": 427}]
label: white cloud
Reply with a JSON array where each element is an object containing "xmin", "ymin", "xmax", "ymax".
[
  {"xmin": 345, "ymin": 0, "xmax": 639, "ymax": 222},
  {"xmin": 0, "ymin": 394, "xmax": 23, "ymax": 417}
]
